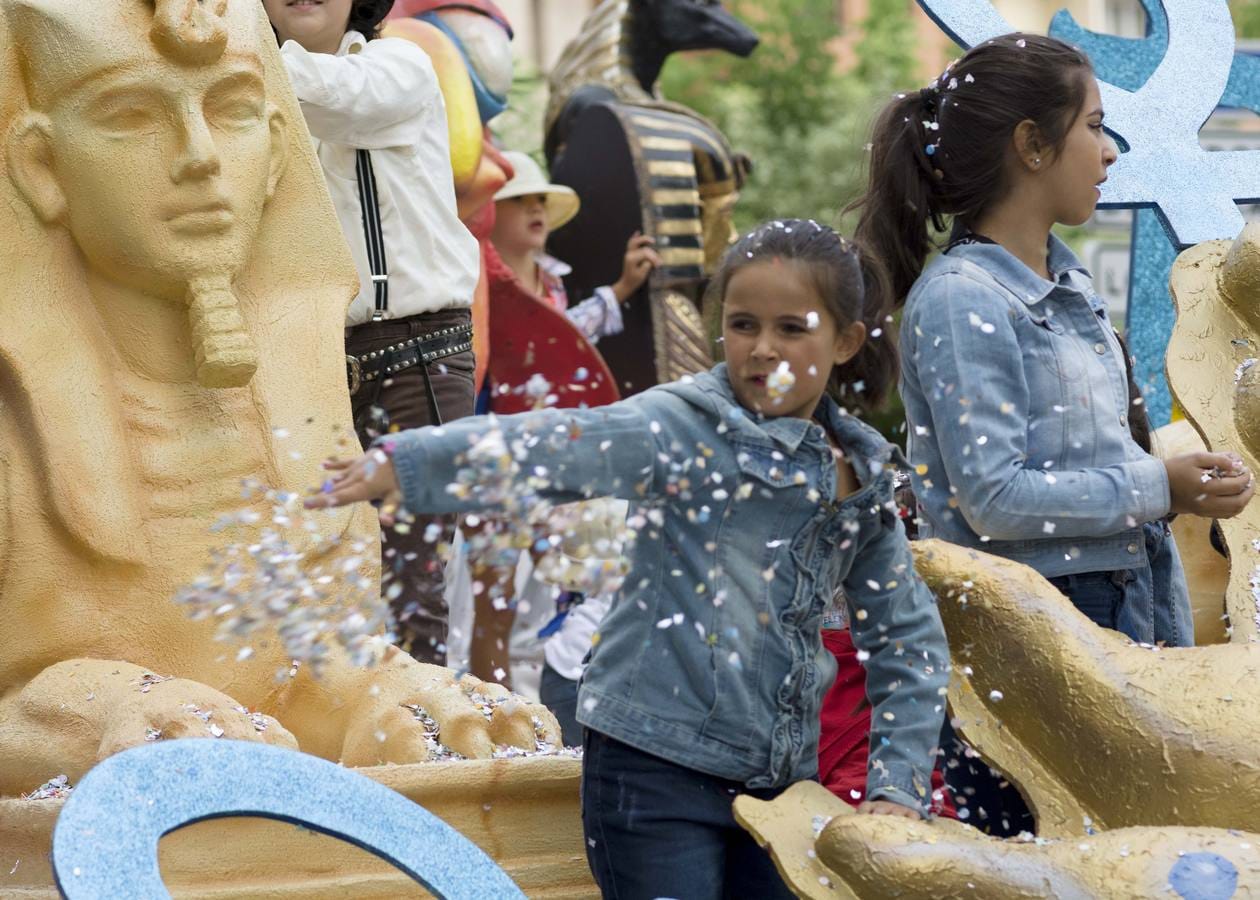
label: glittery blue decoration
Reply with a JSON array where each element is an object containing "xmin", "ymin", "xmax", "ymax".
[
  {"xmin": 51, "ymin": 740, "xmax": 525, "ymax": 900},
  {"xmin": 1124, "ymin": 209, "xmax": 1179, "ymax": 425},
  {"xmin": 1050, "ymin": 0, "xmax": 1260, "ymax": 425},
  {"xmin": 1168, "ymin": 852, "xmax": 1240, "ymax": 899},
  {"xmin": 917, "ymin": 0, "xmax": 1260, "ymax": 425},
  {"xmin": 921, "ymin": 0, "xmax": 1256, "ymax": 244}
]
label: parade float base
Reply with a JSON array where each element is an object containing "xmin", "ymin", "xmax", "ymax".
[{"xmin": 0, "ymin": 755, "xmax": 594, "ymax": 898}]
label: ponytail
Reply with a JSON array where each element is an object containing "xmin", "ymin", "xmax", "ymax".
[
  {"xmin": 830, "ymin": 237, "xmax": 897, "ymax": 414},
  {"xmin": 848, "ymin": 90, "xmax": 946, "ymax": 307}
]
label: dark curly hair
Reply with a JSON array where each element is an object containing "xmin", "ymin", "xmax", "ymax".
[{"xmin": 348, "ymin": 0, "xmax": 396, "ymax": 39}]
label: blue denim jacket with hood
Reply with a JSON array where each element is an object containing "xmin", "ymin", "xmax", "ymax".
[
  {"xmin": 387, "ymin": 365, "xmax": 950, "ymax": 812},
  {"xmin": 899, "ymin": 235, "xmax": 1191, "ymax": 643}
]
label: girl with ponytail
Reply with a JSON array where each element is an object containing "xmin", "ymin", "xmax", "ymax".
[{"xmin": 857, "ymin": 33, "xmax": 1254, "ymax": 651}]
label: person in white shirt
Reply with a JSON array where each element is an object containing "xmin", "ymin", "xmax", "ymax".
[{"xmin": 264, "ymin": 0, "xmax": 481, "ymax": 665}]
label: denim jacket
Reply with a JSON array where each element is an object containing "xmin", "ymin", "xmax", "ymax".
[
  {"xmin": 388, "ymin": 365, "xmax": 949, "ymax": 811},
  {"xmin": 901, "ymin": 236, "xmax": 1175, "ymax": 586}
]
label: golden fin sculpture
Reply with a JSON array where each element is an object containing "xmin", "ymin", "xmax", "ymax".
[
  {"xmin": 910, "ymin": 539, "xmax": 1260, "ymax": 837},
  {"xmin": 735, "ymin": 781, "xmax": 1260, "ymax": 900},
  {"xmin": 1167, "ymin": 223, "xmax": 1260, "ymax": 642}
]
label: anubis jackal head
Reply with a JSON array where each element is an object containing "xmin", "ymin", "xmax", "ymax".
[{"xmin": 637, "ymin": 0, "xmax": 759, "ymax": 59}]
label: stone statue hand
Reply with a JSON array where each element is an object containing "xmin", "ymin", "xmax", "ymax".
[
  {"xmin": 95, "ymin": 676, "xmax": 298, "ymax": 761},
  {"xmin": 0, "ymin": 659, "xmax": 296, "ymax": 794},
  {"xmin": 340, "ymin": 655, "xmax": 563, "ymax": 766}
]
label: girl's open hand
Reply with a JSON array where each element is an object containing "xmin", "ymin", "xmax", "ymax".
[
  {"xmin": 304, "ymin": 448, "xmax": 404, "ymax": 526},
  {"xmin": 856, "ymin": 799, "xmax": 921, "ymax": 819}
]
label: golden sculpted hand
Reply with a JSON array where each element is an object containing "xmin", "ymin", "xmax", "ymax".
[
  {"xmin": 340, "ymin": 652, "xmax": 562, "ymax": 765},
  {"xmin": 0, "ymin": 661, "xmax": 297, "ymax": 794}
]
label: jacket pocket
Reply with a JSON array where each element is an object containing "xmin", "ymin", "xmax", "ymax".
[
  {"xmin": 733, "ymin": 442, "xmax": 801, "ymax": 491},
  {"xmin": 1025, "ymin": 310, "xmax": 1093, "ymax": 390}
]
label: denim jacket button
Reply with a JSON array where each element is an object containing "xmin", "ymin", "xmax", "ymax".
[
  {"xmin": 1127, "ymin": 542, "xmax": 1139, "ymax": 553},
  {"xmin": 1094, "ymin": 342, "xmax": 1107, "ymax": 355},
  {"xmin": 1119, "ymin": 414, "xmax": 1128, "ymax": 427}
]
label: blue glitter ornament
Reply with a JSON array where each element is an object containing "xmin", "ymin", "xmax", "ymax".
[
  {"xmin": 51, "ymin": 740, "xmax": 525, "ymax": 899},
  {"xmin": 1167, "ymin": 852, "xmax": 1240, "ymax": 900}
]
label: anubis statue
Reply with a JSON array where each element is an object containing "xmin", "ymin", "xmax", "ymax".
[{"xmin": 544, "ymin": 0, "xmax": 757, "ymax": 395}]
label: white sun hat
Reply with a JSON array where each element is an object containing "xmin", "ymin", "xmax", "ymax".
[{"xmin": 494, "ymin": 150, "xmax": 581, "ymax": 231}]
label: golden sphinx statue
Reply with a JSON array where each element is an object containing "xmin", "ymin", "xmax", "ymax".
[
  {"xmin": 737, "ymin": 227, "xmax": 1260, "ymax": 895},
  {"xmin": 0, "ymin": 0, "xmax": 557, "ymax": 800}
]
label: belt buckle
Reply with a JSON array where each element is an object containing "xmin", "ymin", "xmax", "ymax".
[{"xmin": 346, "ymin": 354, "xmax": 363, "ymax": 395}]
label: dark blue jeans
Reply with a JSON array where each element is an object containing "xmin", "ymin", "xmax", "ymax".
[
  {"xmin": 581, "ymin": 729, "xmax": 795, "ymax": 900},
  {"xmin": 1046, "ymin": 520, "xmax": 1192, "ymax": 646},
  {"xmin": 540, "ymin": 661, "xmax": 583, "ymax": 747}
]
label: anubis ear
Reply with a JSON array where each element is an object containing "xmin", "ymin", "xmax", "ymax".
[{"xmin": 7, "ymin": 112, "xmax": 67, "ymax": 225}]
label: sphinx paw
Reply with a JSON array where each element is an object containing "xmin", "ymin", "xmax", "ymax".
[
  {"xmin": 97, "ymin": 676, "xmax": 297, "ymax": 760},
  {"xmin": 340, "ymin": 662, "xmax": 561, "ymax": 766}
]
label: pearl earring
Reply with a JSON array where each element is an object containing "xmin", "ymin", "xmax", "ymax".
[{"xmin": 1034, "ymin": 157, "xmax": 1041, "ymax": 166}]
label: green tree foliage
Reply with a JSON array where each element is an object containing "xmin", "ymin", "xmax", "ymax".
[
  {"xmin": 657, "ymin": 0, "xmax": 921, "ymax": 233},
  {"xmin": 491, "ymin": 65, "xmax": 549, "ymax": 161},
  {"xmin": 1233, "ymin": 0, "xmax": 1260, "ymax": 37}
]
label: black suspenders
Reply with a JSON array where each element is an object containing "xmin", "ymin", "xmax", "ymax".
[
  {"xmin": 355, "ymin": 149, "xmax": 389, "ymax": 321},
  {"xmin": 353, "ymin": 149, "xmax": 443, "ymax": 425}
]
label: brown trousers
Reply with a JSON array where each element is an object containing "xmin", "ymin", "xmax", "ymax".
[{"xmin": 346, "ymin": 308, "xmax": 475, "ymax": 665}]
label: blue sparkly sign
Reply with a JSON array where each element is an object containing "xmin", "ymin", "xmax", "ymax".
[
  {"xmin": 51, "ymin": 740, "xmax": 525, "ymax": 900},
  {"xmin": 915, "ymin": 0, "xmax": 1260, "ymax": 425}
]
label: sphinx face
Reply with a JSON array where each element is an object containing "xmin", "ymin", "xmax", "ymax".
[{"xmin": 42, "ymin": 52, "xmax": 277, "ymax": 300}]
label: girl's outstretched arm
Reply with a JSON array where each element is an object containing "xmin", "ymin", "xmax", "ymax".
[{"xmin": 306, "ymin": 401, "xmax": 664, "ymax": 518}]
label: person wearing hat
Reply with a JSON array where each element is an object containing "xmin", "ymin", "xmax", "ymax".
[
  {"xmin": 455, "ymin": 152, "xmax": 658, "ymax": 698},
  {"xmin": 489, "ymin": 151, "xmax": 661, "ymax": 343}
]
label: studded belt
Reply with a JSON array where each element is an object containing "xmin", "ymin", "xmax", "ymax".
[{"xmin": 345, "ymin": 323, "xmax": 473, "ymax": 396}]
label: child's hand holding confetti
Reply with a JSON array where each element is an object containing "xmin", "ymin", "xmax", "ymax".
[{"xmin": 306, "ymin": 445, "xmax": 404, "ymax": 525}]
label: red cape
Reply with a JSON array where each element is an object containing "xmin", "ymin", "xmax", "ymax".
[{"xmin": 484, "ymin": 245, "xmax": 620, "ymax": 414}]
